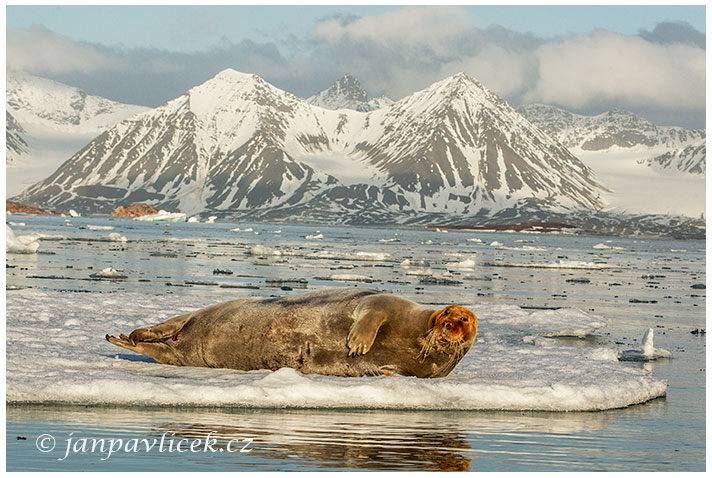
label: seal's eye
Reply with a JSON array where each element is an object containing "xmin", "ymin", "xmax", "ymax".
[{"xmin": 460, "ymin": 317, "xmax": 468, "ymax": 322}]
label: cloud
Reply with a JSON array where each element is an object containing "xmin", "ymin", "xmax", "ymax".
[
  {"xmin": 6, "ymin": 8, "xmax": 706, "ymax": 128},
  {"xmin": 525, "ymin": 29, "xmax": 705, "ymax": 111},
  {"xmin": 638, "ymin": 21, "xmax": 706, "ymax": 49},
  {"xmin": 6, "ymin": 24, "xmax": 125, "ymax": 74}
]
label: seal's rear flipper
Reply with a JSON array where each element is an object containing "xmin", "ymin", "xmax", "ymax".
[{"xmin": 106, "ymin": 334, "xmax": 180, "ymax": 365}]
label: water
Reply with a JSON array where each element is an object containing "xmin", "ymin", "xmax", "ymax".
[{"xmin": 5, "ymin": 215, "xmax": 706, "ymax": 471}]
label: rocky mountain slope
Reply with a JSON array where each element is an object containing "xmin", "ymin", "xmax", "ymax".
[
  {"xmin": 15, "ymin": 69, "xmax": 608, "ymax": 223},
  {"xmin": 306, "ymin": 74, "xmax": 392, "ymax": 112},
  {"xmin": 6, "ymin": 71, "xmax": 149, "ymax": 196}
]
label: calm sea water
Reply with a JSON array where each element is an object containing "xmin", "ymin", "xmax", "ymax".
[{"xmin": 5, "ymin": 215, "xmax": 706, "ymax": 471}]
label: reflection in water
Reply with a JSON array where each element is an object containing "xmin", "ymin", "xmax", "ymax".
[
  {"xmin": 156, "ymin": 411, "xmax": 474, "ymax": 471},
  {"xmin": 7, "ymin": 400, "xmax": 683, "ymax": 472}
]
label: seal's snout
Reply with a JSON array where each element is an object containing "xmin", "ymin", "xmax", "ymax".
[{"xmin": 435, "ymin": 321, "xmax": 459, "ymax": 342}]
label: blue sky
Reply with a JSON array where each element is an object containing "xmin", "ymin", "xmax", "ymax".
[
  {"xmin": 7, "ymin": 5, "xmax": 705, "ymax": 52},
  {"xmin": 6, "ymin": 5, "xmax": 706, "ymax": 128}
]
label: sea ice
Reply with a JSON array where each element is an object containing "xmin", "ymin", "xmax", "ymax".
[
  {"xmin": 618, "ymin": 329, "xmax": 672, "ymax": 361},
  {"xmin": 5, "ymin": 289, "xmax": 667, "ymax": 411},
  {"xmin": 87, "ymin": 225, "xmax": 115, "ymax": 231},
  {"xmin": 249, "ymin": 245, "xmax": 282, "ymax": 256},
  {"xmin": 107, "ymin": 232, "xmax": 128, "ymax": 242},
  {"xmin": 89, "ymin": 267, "xmax": 128, "ymax": 280},
  {"xmin": 133, "ymin": 210, "xmax": 187, "ymax": 222},
  {"xmin": 6, "ymin": 225, "xmax": 39, "ymax": 254},
  {"xmin": 447, "ymin": 258, "xmax": 477, "ymax": 270}
]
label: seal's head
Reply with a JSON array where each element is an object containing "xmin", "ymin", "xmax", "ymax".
[{"xmin": 430, "ymin": 305, "xmax": 478, "ymax": 344}]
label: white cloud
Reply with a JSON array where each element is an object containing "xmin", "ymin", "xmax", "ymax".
[
  {"xmin": 525, "ymin": 29, "xmax": 705, "ymax": 111},
  {"xmin": 5, "ymin": 8, "xmax": 705, "ymax": 127},
  {"xmin": 7, "ymin": 24, "xmax": 125, "ymax": 74}
]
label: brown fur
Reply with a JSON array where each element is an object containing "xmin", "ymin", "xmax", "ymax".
[{"xmin": 106, "ymin": 288, "xmax": 477, "ymax": 378}]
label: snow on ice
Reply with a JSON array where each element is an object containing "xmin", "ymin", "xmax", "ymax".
[
  {"xmin": 6, "ymin": 225, "xmax": 40, "ymax": 254},
  {"xmin": 6, "ymin": 289, "xmax": 666, "ymax": 411}
]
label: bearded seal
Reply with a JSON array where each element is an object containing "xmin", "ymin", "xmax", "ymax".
[{"xmin": 106, "ymin": 288, "xmax": 477, "ymax": 378}]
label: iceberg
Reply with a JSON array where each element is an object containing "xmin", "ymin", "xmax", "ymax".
[
  {"xmin": 618, "ymin": 328, "xmax": 673, "ymax": 361},
  {"xmin": 133, "ymin": 210, "xmax": 187, "ymax": 222},
  {"xmin": 6, "ymin": 225, "xmax": 39, "ymax": 254}
]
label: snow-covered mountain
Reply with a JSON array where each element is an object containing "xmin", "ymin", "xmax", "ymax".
[
  {"xmin": 640, "ymin": 139, "xmax": 706, "ymax": 174},
  {"xmin": 517, "ymin": 103, "xmax": 706, "ymax": 218},
  {"xmin": 6, "ymin": 111, "xmax": 29, "ymax": 164},
  {"xmin": 307, "ymin": 74, "xmax": 393, "ymax": 112},
  {"xmin": 517, "ymin": 104, "xmax": 705, "ymax": 174},
  {"xmin": 6, "ymin": 71, "xmax": 150, "ymax": 196},
  {"xmin": 15, "ymin": 69, "xmax": 608, "ymax": 222}
]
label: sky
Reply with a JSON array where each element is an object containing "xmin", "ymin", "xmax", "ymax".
[{"xmin": 5, "ymin": 4, "xmax": 707, "ymax": 128}]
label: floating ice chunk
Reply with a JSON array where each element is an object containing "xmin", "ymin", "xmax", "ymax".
[
  {"xmin": 69, "ymin": 209, "xmax": 80, "ymax": 217},
  {"xmin": 447, "ymin": 258, "xmax": 477, "ymax": 270},
  {"xmin": 8, "ymin": 222, "xmax": 25, "ymax": 227},
  {"xmin": 187, "ymin": 217, "xmax": 200, "ymax": 223},
  {"xmin": 499, "ymin": 245, "xmax": 547, "ymax": 251},
  {"xmin": 87, "ymin": 225, "xmax": 114, "ymax": 231},
  {"xmin": 400, "ymin": 259, "xmax": 430, "ymax": 268},
  {"xmin": 404, "ymin": 268, "xmax": 433, "ymax": 276},
  {"xmin": 305, "ymin": 233, "xmax": 324, "ymax": 240},
  {"xmin": 467, "ymin": 238, "xmax": 483, "ymax": 243},
  {"xmin": 593, "ymin": 243, "xmax": 626, "ymax": 251},
  {"xmin": 618, "ymin": 328, "xmax": 672, "ymax": 361},
  {"xmin": 354, "ymin": 252, "xmax": 391, "ymax": 261},
  {"xmin": 322, "ymin": 274, "xmax": 374, "ymax": 283},
  {"xmin": 89, "ymin": 267, "xmax": 128, "ymax": 280},
  {"xmin": 64, "ymin": 319, "xmax": 81, "ymax": 327},
  {"xmin": 249, "ymin": 245, "xmax": 282, "ymax": 256},
  {"xmin": 133, "ymin": 210, "xmax": 186, "ymax": 222},
  {"xmin": 107, "ymin": 232, "xmax": 128, "ymax": 242},
  {"xmin": 6, "ymin": 225, "xmax": 39, "ymax": 254},
  {"xmin": 307, "ymin": 251, "xmax": 391, "ymax": 261},
  {"xmin": 205, "ymin": 216, "xmax": 217, "ymax": 224},
  {"xmin": 490, "ymin": 241, "xmax": 503, "ymax": 247},
  {"xmin": 378, "ymin": 238, "xmax": 400, "ymax": 243}
]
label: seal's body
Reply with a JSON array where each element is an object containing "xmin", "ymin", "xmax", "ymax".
[{"xmin": 106, "ymin": 288, "xmax": 477, "ymax": 378}]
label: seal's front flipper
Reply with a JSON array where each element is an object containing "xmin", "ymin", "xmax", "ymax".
[
  {"xmin": 377, "ymin": 365, "xmax": 398, "ymax": 376},
  {"xmin": 347, "ymin": 310, "xmax": 387, "ymax": 357}
]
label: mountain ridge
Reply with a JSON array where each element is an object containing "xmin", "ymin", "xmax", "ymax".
[{"xmin": 15, "ymin": 68, "xmax": 608, "ymax": 222}]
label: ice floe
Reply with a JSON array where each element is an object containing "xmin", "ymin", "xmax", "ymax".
[
  {"xmin": 249, "ymin": 245, "xmax": 282, "ymax": 256},
  {"xmin": 89, "ymin": 267, "xmax": 128, "ymax": 280},
  {"xmin": 6, "ymin": 225, "xmax": 40, "ymax": 254},
  {"xmin": 86, "ymin": 225, "xmax": 115, "ymax": 231},
  {"xmin": 133, "ymin": 210, "xmax": 187, "ymax": 222},
  {"xmin": 5, "ymin": 289, "xmax": 666, "ymax": 411},
  {"xmin": 618, "ymin": 329, "xmax": 672, "ymax": 361},
  {"xmin": 447, "ymin": 258, "xmax": 477, "ymax": 270},
  {"xmin": 593, "ymin": 243, "xmax": 626, "ymax": 251},
  {"xmin": 107, "ymin": 232, "xmax": 128, "ymax": 242}
]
